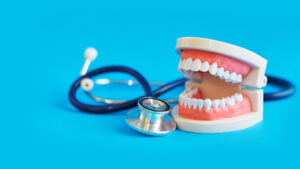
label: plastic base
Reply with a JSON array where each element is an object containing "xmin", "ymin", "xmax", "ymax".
[{"xmin": 172, "ymin": 105, "xmax": 262, "ymax": 133}]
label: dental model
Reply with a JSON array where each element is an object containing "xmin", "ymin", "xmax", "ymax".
[{"xmin": 172, "ymin": 37, "xmax": 267, "ymax": 133}]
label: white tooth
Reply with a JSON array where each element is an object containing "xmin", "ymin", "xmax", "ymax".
[
  {"xmin": 183, "ymin": 97, "xmax": 188, "ymax": 107},
  {"xmin": 179, "ymin": 94, "xmax": 184, "ymax": 105},
  {"xmin": 204, "ymin": 99, "xmax": 212, "ymax": 111},
  {"xmin": 224, "ymin": 71, "xmax": 230, "ymax": 79},
  {"xmin": 178, "ymin": 60, "xmax": 182, "ymax": 70},
  {"xmin": 186, "ymin": 86, "xmax": 192, "ymax": 91},
  {"xmin": 217, "ymin": 67, "xmax": 224, "ymax": 79},
  {"xmin": 180, "ymin": 59, "xmax": 186, "ymax": 69},
  {"xmin": 237, "ymin": 74, "xmax": 242, "ymax": 82},
  {"xmin": 192, "ymin": 98, "xmax": 198, "ymax": 109},
  {"xmin": 192, "ymin": 88, "xmax": 198, "ymax": 95},
  {"xmin": 209, "ymin": 62, "xmax": 218, "ymax": 75},
  {"xmin": 229, "ymin": 72, "xmax": 237, "ymax": 82},
  {"xmin": 200, "ymin": 61, "xmax": 209, "ymax": 72},
  {"xmin": 225, "ymin": 97, "xmax": 231, "ymax": 106},
  {"xmin": 182, "ymin": 60, "xmax": 187, "ymax": 70},
  {"xmin": 230, "ymin": 96, "xmax": 235, "ymax": 106},
  {"xmin": 197, "ymin": 99, "xmax": 204, "ymax": 109},
  {"xmin": 239, "ymin": 94, "xmax": 243, "ymax": 102},
  {"xmin": 225, "ymin": 78, "xmax": 232, "ymax": 82},
  {"xmin": 225, "ymin": 97, "xmax": 235, "ymax": 107},
  {"xmin": 187, "ymin": 98, "xmax": 192, "ymax": 108},
  {"xmin": 232, "ymin": 80, "xmax": 238, "ymax": 84},
  {"xmin": 220, "ymin": 98, "xmax": 226, "ymax": 108},
  {"xmin": 183, "ymin": 58, "xmax": 193, "ymax": 70},
  {"xmin": 235, "ymin": 93, "xmax": 243, "ymax": 102},
  {"xmin": 191, "ymin": 59, "xmax": 202, "ymax": 71},
  {"xmin": 212, "ymin": 99, "xmax": 220, "ymax": 109}
]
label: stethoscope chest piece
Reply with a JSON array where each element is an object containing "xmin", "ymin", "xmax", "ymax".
[{"xmin": 125, "ymin": 97, "xmax": 176, "ymax": 136}]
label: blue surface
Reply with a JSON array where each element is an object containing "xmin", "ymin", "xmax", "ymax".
[{"xmin": 1, "ymin": 0, "xmax": 299, "ymax": 168}]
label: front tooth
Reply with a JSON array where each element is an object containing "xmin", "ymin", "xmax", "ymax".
[
  {"xmin": 197, "ymin": 99, "xmax": 204, "ymax": 109},
  {"xmin": 179, "ymin": 94, "xmax": 184, "ymax": 105},
  {"xmin": 229, "ymin": 72, "xmax": 237, "ymax": 82},
  {"xmin": 178, "ymin": 60, "xmax": 183, "ymax": 70},
  {"xmin": 209, "ymin": 62, "xmax": 218, "ymax": 75},
  {"xmin": 212, "ymin": 99, "xmax": 220, "ymax": 109},
  {"xmin": 192, "ymin": 98, "xmax": 198, "ymax": 109},
  {"xmin": 204, "ymin": 99, "xmax": 212, "ymax": 111},
  {"xmin": 183, "ymin": 97, "xmax": 188, "ymax": 107},
  {"xmin": 187, "ymin": 98, "xmax": 192, "ymax": 108},
  {"xmin": 191, "ymin": 59, "xmax": 202, "ymax": 71},
  {"xmin": 224, "ymin": 71, "xmax": 230, "ymax": 79},
  {"xmin": 237, "ymin": 74, "xmax": 242, "ymax": 82},
  {"xmin": 217, "ymin": 67, "xmax": 224, "ymax": 79},
  {"xmin": 183, "ymin": 58, "xmax": 193, "ymax": 70},
  {"xmin": 180, "ymin": 59, "xmax": 186, "ymax": 70},
  {"xmin": 220, "ymin": 98, "xmax": 226, "ymax": 108},
  {"xmin": 200, "ymin": 61, "xmax": 209, "ymax": 72},
  {"xmin": 197, "ymin": 99, "xmax": 204, "ymax": 110}
]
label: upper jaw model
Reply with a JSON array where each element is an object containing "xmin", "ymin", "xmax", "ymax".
[{"xmin": 172, "ymin": 37, "xmax": 268, "ymax": 133}]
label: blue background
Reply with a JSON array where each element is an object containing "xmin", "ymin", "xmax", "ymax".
[{"xmin": 1, "ymin": 0, "xmax": 299, "ymax": 168}]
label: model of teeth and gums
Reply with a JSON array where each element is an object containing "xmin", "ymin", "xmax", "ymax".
[{"xmin": 172, "ymin": 37, "xmax": 267, "ymax": 133}]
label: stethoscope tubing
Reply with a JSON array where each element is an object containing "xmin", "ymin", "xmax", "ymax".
[
  {"xmin": 69, "ymin": 66, "xmax": 154, "ymax": 113},
  {"xmin": 264, "ymin": 75, "xmax": 296, "ymax": 101}
]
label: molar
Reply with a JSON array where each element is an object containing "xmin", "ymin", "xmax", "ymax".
[
  {"xmin": 236, "ymin": 74, "xmax": 242, "ymax": 83},
  {"xmin": 225, "ymin": 97, "xmax": 235, "ymax": 107},
  {"xmin": 229, "ymin": 72, "xmax": 237, "ymax": 83},
  {"xmin": 225, "ymin": 96, "xmax": 235, "ymax": 107},
  {"xmin": 235, "ymin": 93, "xmax": 243, "ymax": 102}
]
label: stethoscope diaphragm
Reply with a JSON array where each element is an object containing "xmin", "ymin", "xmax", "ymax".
[{"xmin": 125, "ymin": 97, "xmax": 176, "ymax": 136}]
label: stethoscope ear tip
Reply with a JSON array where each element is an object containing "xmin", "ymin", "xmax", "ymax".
[
  {"xmin": 80, "ymin": 78, "xmax": 94, "ymax": 92},
  {"xmin": 125, "ymin": 97, "xmax": 176, "ymax": 136}
]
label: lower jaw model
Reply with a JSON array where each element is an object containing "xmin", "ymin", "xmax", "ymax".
[{"xmin": 172, "ymin": 37, "xmax": 268, "ymax": 133}]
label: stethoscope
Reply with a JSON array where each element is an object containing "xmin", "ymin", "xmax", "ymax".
[{"xmin": 69, "ymin": 48, "xmax": 296, "ymax": 136}]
